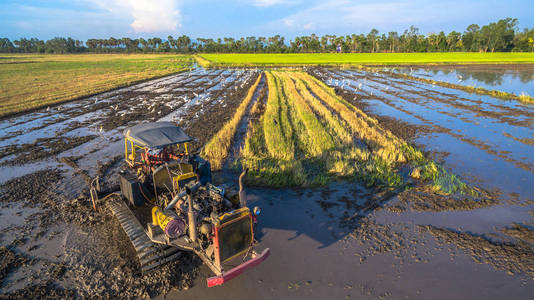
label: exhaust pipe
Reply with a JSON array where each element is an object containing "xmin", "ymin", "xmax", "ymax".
[
  {"xmin": 239, "ymin": 168, "xmax": 249, "ymax": 207},
  {"xmin": 186, "ymin": 187, "xmax": 197, "ymax": 243},
  {"xmin": 165, "ymin": 182, "xmax": 201, "ymax": 211}
]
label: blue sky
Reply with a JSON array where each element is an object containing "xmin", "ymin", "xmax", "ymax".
[{"xmin": 1, "ymin": 0, "xmax": 533, "ymax": 40}]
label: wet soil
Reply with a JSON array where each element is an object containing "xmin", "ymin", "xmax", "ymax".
[
  {"xmin": 0, "ymin": 136, "xmax": 97, "ymax": 166},
  {"xmin": 0, "ymin": 247, "xmax": 28, "ymax": 285},
  {"xmin": 0, "ymin": 281, "xmax": 75, "ymax": 300},
  {"xmin": 422, "ymin": 225, "xmax": 534, "ymax": 278},
  {"xmin": 0, "ymin": 169, "xmax": 62, "ymax": 206},
  {"xmin": 396, "ymin": 186, "xmax": 498, "ymax": 212},
  {"xmin": 0, "ymin": 69, "xmax": 264, "ymax": 298}
]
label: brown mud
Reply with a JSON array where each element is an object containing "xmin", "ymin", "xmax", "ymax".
[{"xmin": 422, "ymin": 225, "xmax": 534, "ymax": 278}]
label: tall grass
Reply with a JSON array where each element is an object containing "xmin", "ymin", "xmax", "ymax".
[
  {"xmin": 237, "ymin": 70, "xmax": 472, "ymax": 194},
  {"xmin": 239, "ymin": 71, "xmax": 409, "ymax": 187},
  {"xmin": 262, "ymin": 72, "xmax": 296, "ymax": 160},
  {"xmin": 278, "ymin": 72, "xmax": 335, "ymax": 156},
  {"xmin": 292, "ymin": 72, "xmax": 422, "ymax": 163},
  {"xmin": 201, "ymin": 73, "xmax": 262, "ymax": 170}
]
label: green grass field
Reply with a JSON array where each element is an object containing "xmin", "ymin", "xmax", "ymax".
[
  {"xmin": 199, "ymin": 52, "xmax": 534, "ymax": 67},
  {"xmin": 0, "ymin": 54, "xmax": 192, "ymax": 117}
]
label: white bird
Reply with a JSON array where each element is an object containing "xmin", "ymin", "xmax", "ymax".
[
  {"xmin": 46, "ymin": 107, "xmax": 50, "ymax": 112},
  {"xmin": 99, "ymin": 126, "xmax": 103, "ymax": 133}
]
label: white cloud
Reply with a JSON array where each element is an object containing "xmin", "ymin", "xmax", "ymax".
[
  {"xmin": 87, "ymin": 0, "xmax": 181, "ymax": 33},
  {"xmin": 250, "ymin": 0, "xmax": 300, "ymax": 7},
  {"xmin": 266, "ymin": 0, "xmax": 480, "ymax": 33}
]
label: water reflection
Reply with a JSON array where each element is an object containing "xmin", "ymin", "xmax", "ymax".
[{"xmin": 391, "ymin": 66, "xmax": 534, "ymax": 97}]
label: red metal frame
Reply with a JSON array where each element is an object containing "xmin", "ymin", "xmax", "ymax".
[
  {"xmin": 206, "ymin": 212, "xmax": 269, "ymax": 287},
  {"xmin": 212, "ymin": 213, "xmax": 254, "ymax": 267},
  {"xmin": 207, "ymin": 248, "xmax": 271, "ymax": 287}
]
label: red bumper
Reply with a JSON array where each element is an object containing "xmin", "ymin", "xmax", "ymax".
[{"xmin": 207, "ymin": 248, "xmax": 270, "ymax": 287}]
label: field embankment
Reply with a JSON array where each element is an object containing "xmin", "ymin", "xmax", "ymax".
[
  {"xmin": 199, "ymin": 53, "xmax": 534, "ymax": 67},
  {"xmin": 0, "ymin": 54, "xmax": 192, "ymax": 118}
]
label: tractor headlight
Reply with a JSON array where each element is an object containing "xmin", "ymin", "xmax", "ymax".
[{"xmin": 253, "ymin": 206, "xmax": 261, "ymax": 216}]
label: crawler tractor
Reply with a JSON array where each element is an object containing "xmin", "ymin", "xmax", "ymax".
[{"xmin": 106, "ymin": 122, "xmax": 269, "ymax": 287}]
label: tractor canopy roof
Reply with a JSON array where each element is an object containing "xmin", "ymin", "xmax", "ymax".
[{"xmin": 123, "ymin": 122, "xmax": 192, "ymax": 149}]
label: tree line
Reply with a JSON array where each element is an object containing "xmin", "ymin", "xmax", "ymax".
[{"xmin": 1, "ymin": 18, "xmax": 533, "ymax": 54}]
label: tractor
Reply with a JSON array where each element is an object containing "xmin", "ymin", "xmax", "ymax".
[{"xmin": 104, "ymin": 121, "xmax": 269, "ymax": 287}]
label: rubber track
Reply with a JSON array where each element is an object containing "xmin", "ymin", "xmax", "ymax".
[{"xmin": 107, "ymin": 198, "xmax": 182, "ymax": 273}]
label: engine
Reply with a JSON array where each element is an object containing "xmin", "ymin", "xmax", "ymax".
[{"xmin": 151, "ymin": 182, "xmax": 243, "ymax": 260}]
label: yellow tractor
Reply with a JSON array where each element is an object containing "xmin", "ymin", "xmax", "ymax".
[{"xmin": 108, "ymin": 122, "xmax": 269, "ymax": 287}]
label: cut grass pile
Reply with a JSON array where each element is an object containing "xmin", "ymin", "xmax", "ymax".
[
  {"xmin": 0, "ymin": 54, "xmax": 193, "ymax": 117},
  {"xmin": 232, "ymin": 70, "xmax": 465, "ymax": 192},
  {"xmin": 201, "ymin": 73, "xmax": 262, "ymax": 169},
  {"xmin": 199, "ymin": 53, "xmax": 534, "ymax": 67}
]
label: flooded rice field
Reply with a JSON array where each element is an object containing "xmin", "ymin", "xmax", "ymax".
[
  {"xmin": 388, "ymin": 65, "xmax": 534, "ymax": 97},
  {"xmin": 1, "ymin": 65, "xmax": 533, "ymax": 299}
]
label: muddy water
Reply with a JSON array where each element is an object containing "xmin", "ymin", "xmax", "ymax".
[
  {"xmin": 168, "ymin": 184, "xmax": 534, "ymax": 300},
  {"xmin": 309, "ymin": 66, "xmax": 534, "ymax": 296},
  {"xmin": 388, "ymin": 65, "xmax": 534, "ymax": 97}
]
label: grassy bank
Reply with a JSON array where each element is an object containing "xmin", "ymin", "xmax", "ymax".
[
  {"xmin": 0, "ymin": 54, "xmax": 192, "ymax": 117},
  {"xmin": 199, "ymin": 53, "xmax": 534, "ymax": 67}
]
